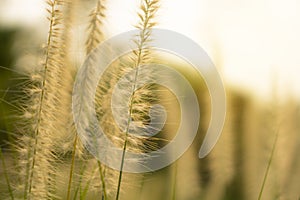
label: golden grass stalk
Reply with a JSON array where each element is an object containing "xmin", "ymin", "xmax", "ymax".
[
  {"xmin": 86, "ymin": 0, "xmax": 107, "ymax": 55},
  {"xmin": 115, "ymin": 0, "xmax": 160, "ymax": 199},
  {"xmin": 85, "ymin": 2, "xmax": 108, "ymax": 198},
  {"xmin": 15, "ymin": 0, "xmax": 72, "ymax": 199},
  {"xmin": 67, "ymin": 0, "xmax": 108, "ymax": 199}
]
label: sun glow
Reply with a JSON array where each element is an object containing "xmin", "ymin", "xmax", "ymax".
[{"xmin": 1, "ymin": 0, "xmax": 299, "ymax": 100}]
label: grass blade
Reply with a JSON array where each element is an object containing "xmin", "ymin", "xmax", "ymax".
[{"xmin": 258, "ymin": 129, "xmax": 279, "ymax": 200}]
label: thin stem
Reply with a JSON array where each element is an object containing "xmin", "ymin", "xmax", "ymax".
[
  {"xmin": 67, "ymin": 136, "xmax": 78, "ymax": 200},
  {"xmin": 257, "ymin": 129, "xmax": 279, "ymax": 200},
  {"xmin": 97, "ymin": 161, "xmax": 107, "ymax": 200},
  {"xmin": 171, "ymin": 162, "xmax": 178, "ymax": 200},
  {"xmin": 85, "ymin": 1, "xmax": 108, "ymax": 198},
  {"xmin": 115, "ymin": 78, "xmax": 139, "ymax": 200},
  {"xmin": 25, "ymin": 1, "xmax": 56, "ymax": 198},
  {"xmin": 0, "ymin": 92, "xmax": 14, "ymax": 200},
  {"xmin": 115, "ymin": 1, "xmax": 157, "ymax": 199},
  {"xmin": 0, "ymin": 148, "xmax": 14, "ymax": 200},
  {"xmin": 115, "ymin": 27, "xmax": 146, "ymax": 200}
]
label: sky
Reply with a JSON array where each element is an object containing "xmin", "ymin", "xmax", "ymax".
[{"xmin": 0, "ymin": 0, "xmax": 299, "ymax": 100}]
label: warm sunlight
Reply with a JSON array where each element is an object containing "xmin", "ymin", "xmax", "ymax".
[
  {"xmin": 0, "ymin": 1, "xmax": 299, "ymax": 200},
  {"xmin": 1, "ymin": 0, "xmax": 300, "ymax": 100}
]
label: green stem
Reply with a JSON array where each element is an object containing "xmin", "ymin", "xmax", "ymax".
[
  {"xmin": 0, "ymin": 148, "xmax": 14, "ymax": 200},
  {"xmin": 67, "ymin": 136, "xmax": 78, "ymax": 200},
  {"xmin": 0, "ymin": 92, "xmax": 14, "ymax": 200},
  {"xmin": 115, "ymin": 120, "xmax": 131, "ymax": 200},
  {"xmin": 97, "ymin": 161, "xmax": 107, "ymax": 200},
  {"xmin": 171, "ymin": 162, "xmax": 178, "ymax": 200},
  {"xmin": 116, "ymin": 1, "xmax": 155, "ymax": 199},
  {"xmin": 258, "ymin": 130, "xmax": 279, "ymax": 200},
  {"xmin": 115, "ymin": 44, "xmax": 144, "ymax": 200}
]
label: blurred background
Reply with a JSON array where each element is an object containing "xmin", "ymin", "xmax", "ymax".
[{"xmin": 0, "ymin": 0, "xmax": 299, "ymax": 199}]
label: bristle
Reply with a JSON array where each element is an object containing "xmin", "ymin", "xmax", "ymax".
[
  {"xmin": 14, "ymin": 0, "xmax": 74, "ymax": 199},
  {"xmin": 86, "ymin": 0, "xmax": 107, "ymax": 55},
  {"xmin": 112, "ymin": 0, "xmax": 160, "ymax": 199},
  {"xmin": 65, "ymin": 0, "xmax": 109, "ymax": 199}
]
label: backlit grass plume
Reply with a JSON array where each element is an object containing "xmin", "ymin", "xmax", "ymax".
[
  {"xmin": 66, "ymin": 0, "xmax": 108, "ymax": 199},
  {"xmin": 74, "ymin": 0, "xmax": 161, "ymax": 199},
  {"xmin": 2, "ymin": 0, "xmax": 300, "ymax": 200},
  {"xmin": 86, "ymin": 0, "xmax": 107, "ymax": 55},
  {"xmin": 114, "ymin": 0, "xmax": 161, "ymax": 199},
  {"xmin": 63, "ymin": 0, "xmax": 160, "ymax": 198},
  {"xmin": 15, "ymin": 0, "xmax": 73, "ymax": 199}
]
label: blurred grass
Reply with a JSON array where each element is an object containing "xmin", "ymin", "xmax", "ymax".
[
  {"xmin": 0, "ymin": 20, "xmax": 300, "ymax": 200},
  {"xmin": 0, "ymin": 28, "xmax": 17, "ymax": 147}
]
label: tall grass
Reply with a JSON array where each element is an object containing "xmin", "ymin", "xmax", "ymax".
[
  {"xmin": 16, "ymin": 1, "xmax": 68, "ymax": 199},
  {"xmin": 115, "ymin": 1, "xmax": 160, "ymax": 199},
  {"xmin": 66, "ymin": 0, "xmax": 108, "ymax": 199},
  {"xmin": 0, "ymin": 0, "xmax": 299, "ymax": 200}
]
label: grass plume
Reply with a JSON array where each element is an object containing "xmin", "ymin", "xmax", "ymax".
[
  {"xmin": 86, "ymin": 0, "xmax": 107, "ymax": 55},
  {"xmin": 15, "ymin": 0, "xmax": 72, "ymax": 199},
  {"xmin": 66, "ymin": 0, "xmax": 108, "ymax": 199},
  {"xmin": 1, "ymin": 1, "xmax": 299, "ymax": 200},
  {"xmin": 115, "ymin": 0, "xmax": 160, "ymax": 199}
]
